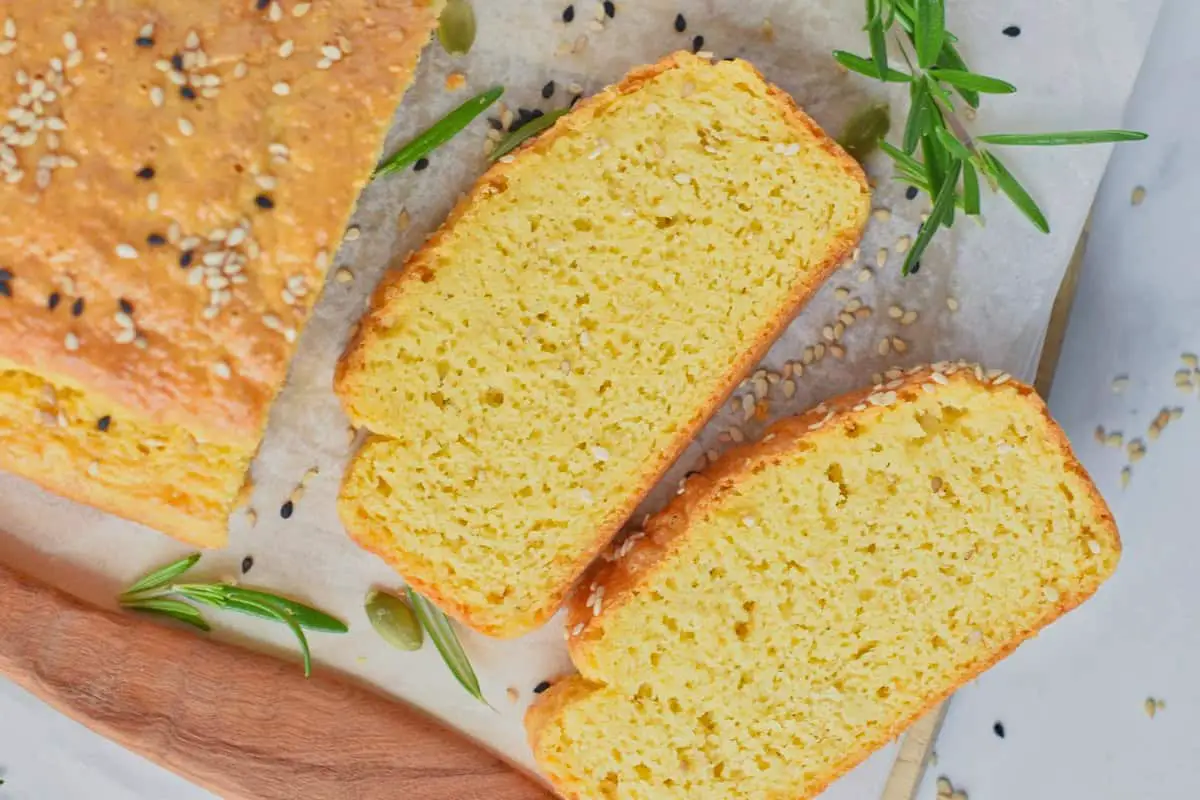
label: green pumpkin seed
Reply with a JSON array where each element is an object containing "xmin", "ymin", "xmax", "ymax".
[
  {"xmin": 438, "ymin": 0, "xmax": 476, "ymax": 56},
  {"xmin": 837, "ymin": 102, "xmax": 891, "ymax": 164},
  {"xmin": 365, "ymin": 589, "xmax": 424, "ymax": 651}
]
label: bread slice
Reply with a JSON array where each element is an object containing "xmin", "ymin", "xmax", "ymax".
[
  {"xmin": 526, "ymin": 363, "xmax": 1120, "ymax": 800},
  {"xmin": 335, "ymin": 52, "xmax": 870, "ymax": 636},
  {"xmin": 0, "ymin": 1, "xmax": 443, "ymax": 546}
]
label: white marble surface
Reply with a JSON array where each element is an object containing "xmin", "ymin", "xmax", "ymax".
[
  {"xmin": 0, "ymin": 1, "xmax": 1178, "ymax": 799},
  {"xmin": 915, "ymin": 1, "xmax": 1200, "ymax": 798}
]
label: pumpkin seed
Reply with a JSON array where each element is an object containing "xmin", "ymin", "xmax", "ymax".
[
  {"xmin": 365, "ymin": 589, "xmax": 423, "ymax": 651},
  {"xmin": 837, "ymin": 102, "xmax": 891, "ymax": 163},
  {"xmin": 438, "ymin": 0, "xmax": 476, "ymax": 56}
]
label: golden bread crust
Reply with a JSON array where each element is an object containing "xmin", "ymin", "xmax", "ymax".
[
  {"xmin": 0, "ymin": 0, "xmax": 442, "ymax": 543},
  {"xmin": 335, "ymin": 51, "xmax": 870, "ymax": 637}
]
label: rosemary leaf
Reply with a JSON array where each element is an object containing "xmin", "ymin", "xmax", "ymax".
[
  {"xmin": 933, "ymin": 126, "xmax": 974, "ymax": 163},
  {"xmin": 927, "ymin": 68, "xmax": 1016, "ymax": 94},
  {"xmin": 913, "ymin": 0, "xmax": 944, "ymax": 68},
  {"xmin": 961, "ymin": 159, "xmax": 981, "ymax": 216},
  {"xmin": 123, "ymin": 598, "xmax": 211, "ymax": 632},
  {"xmin": 904, "ymin": 157, "xmax": 961, "ymax": 275},
  {"xmin": 902, "ymin": 80, "xmax": 929, "ymax": 153},
  {"xmin": 880, "ymin": 140, "xmax": 925, "ymax": 177},
  {"xmin": 122, "ymin": 553, "xmax": 201, "ymax": 595},
  {"xmin": 866, "ymin": 0, "xmax": 889, "ymax": 78},
  {"xmin": 375, "ymin": 86, "xmax": 504, "ymax": 178},
  {"xmin": 832, "ymin": 51, "xmax": 912, "ymax": 83},
  {"xmin": 978, "ymin": 130, "xmax": 1149, "ymax": 146},
  {"xmin": 174, "ymin": 585, "xmax": 348, "ymax": 633},
  {"xmin": 981, "ymin": 151, "xmax": 1050, "ymax": 233},
  {"xmin": 935, "ymin": 41, "xmax": 980, "ymax": 108},
  {"xmin": 490, "ymin": 108, "xmax": 570, "ymax": 162},
  {"xmin": 406, "ymin": 588, "xmax": 488, "ymax": 705},
  {"xmin": 233, "ymin": 595, "xmax": 313, "ymax": 678}
]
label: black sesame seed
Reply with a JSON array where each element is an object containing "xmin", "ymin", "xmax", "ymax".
[
  {"xmin": 603, "ymin": 0, "xmax": 615, "ymax": 17},
  {"xmin": 518, "ymin": 107, "xmax": 535, "ymax": 122},
  {"xmin": 119, "ymin": 298, "xmax": 134, "ymax": 314},
  {"xmin": 280, "ymin": 500, "xmax": 294, "ymax": 519},
  {"xmin": 97, "ymin": 415, "xmax": 111, "ymax": 432},
  {"xmin": 692, "ymin": 34, "xmax": 705, "ymax": 53},
  {"xmin": 241, "ymin": 555, "xmax": 255, "ymax": 574},
  {"xmin": 1002, "ymin": 25, "xmax": 1021, "ymax": 37},
  {"xmin": 487, "ymin": 116, "xmax": 503, "ymax": 131},
  {"xmin": 0, "ymin": 268, "xmax": 11, "ymax": 282},
  {"xmin": 561, "ymin": 4, "xmax": 575, "ymax": 23},
  {"xmin": 256, "ymin": 0, "xmax": 270, "ymax": 8},
  {"xmin": 180, "ymin": 85, "xmax": 197, "ymax": 100},
  {"xmin": 179, "ymin": 250, "xmax": 195, "ymax": 268},
  {"xmin": 135, "ymin": 36, "xmax": 154, "ymax": 48},
  {"xmin": 136, "ymin": 165, "xmax": 155, "ymax": 180},
  {"xmin": 71, "ymin": 297, "xmax": 85, "ymax": 317},
  {"xmin": 254, "ymin": 193, "xmax": 276, "ymax": 209},
  {"xmin": 47, "ymin": 292, "xmax": 61, "ymax": 310},
  {"xmin": 170, "ymin": 53, "xmax": 184, "ymax": 71},
  {"xmin": 542, "ymin": 80, "xmax": 556, "ymax": 99},
  {"xmin": 674, "ymin": 12, "xmax": 687, "ymax": 32},
  {"xmin": 413, "ymin": 157, "xmax": 430, "ymax": 172},
  {"xmin": 147, "ymin": 233, "xmax": 166, "ymax": 247},
  {"xmin": 0, "ymin": 282, "xmax": 10, "ymax": 299},
  {"xmin": 905, "ymin": 185, "xmax": 919, "ymax": 200},
  {"xmin": 993, "ymin": 721, "xmax": 1006, "ymax": 738},
  {"xmin": 533, "ymin": 681, "xmax": 552, "ymax": 695}
]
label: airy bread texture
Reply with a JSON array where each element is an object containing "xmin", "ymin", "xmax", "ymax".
[
  {"xmin": 0, "ymin": 1, "xmax": 443, "ymax": 546},
  {"xmin": 527, "ymin": 364, "xmax": 1120, "ymax": 800},
  {"xmin": 336, "ymin": 52, "xmax": 870, "ymax": 637}
]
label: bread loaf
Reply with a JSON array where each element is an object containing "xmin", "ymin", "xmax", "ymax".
[
  {"xmin": 526, "ymin": 363, "xmax": 1120, "ymax": 800},
  {"xmin": 335, "ymin": 51, "xmax": 870, "ymax": 636},
  {"xmin": 0, "ymin": 1, "xmax": 443, "ymax": 545}
]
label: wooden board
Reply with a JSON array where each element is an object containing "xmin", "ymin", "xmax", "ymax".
[
  {"xmin": 0, "ymin": 560, "xmax": 551, "ymax": 800},
  {"xmin": 879, "ymin": 224, "xmax": 1091, "ymax": 800}
]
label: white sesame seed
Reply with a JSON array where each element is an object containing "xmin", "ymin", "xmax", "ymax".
[
  {"xmin": 673, "ymin": 173, "xmax": 692, "ymax": 185},
  {"xmin": 233, "ymin": 61, "xmax": 248, "ymax": 79},
  {"xmin": 0, "ymin": 41, "xmax": 14, "ymax": 56},
  {"xmin": 146, "ymin": 192, "xmax": 159, "ymax": 212},
  {"xmin": 946, "ymin": 297, "xmax": 959, "ymax": 312},
  {"xmin": 268, "ymin": 1, "xmax": 284, "ymax": 20},
  {"xmin": 3, "ymin": 19, "xmax": 15, "ymax": 39},
  {"xmin": 321, "ymin": 44, "xmax": 343, "ymax": 61},
  {"xmin": 334, "ymin": 267, "xmax": 354, "ymax": 284},
  {"xmin": 63, "ymin": 32, "xmax": 77, "ymax": 51},
  {"xmin": 293, "ymin": 1, "xmax": 312, "ymax": 15},
  {"xmin": 185, "ymin": 30, "xmax": 200, "ymax": 49},
  {"xmin": 278, "ymin": 39, "xmax": 294, "ymax": 58},
  {"xmin": 178, "ymin": 117, "xmax": 195, "ymax": 136},
  {"xmin": 891, "ymin": 336, "xmax": 908, "ymax": 354},
  {"xmin": 139, "ymin": 23, "xmax": 155, "ymax": 38},
  {"xmin": 900, "ymin": 310, "xmax": 918, "ymax": 325},
  {"xmin": 857, "ymin": 267, "xmax": 873, "ymax": 283},
  {"xmin": 115, "ymin": 243, "xmax": 138, "ymax": 259},
  {"xmin": 876, "ymin": 337, "xmax": 891, "ymax": 356},
  {"xmin": 114, "ymin": 326, "xmax": 137, "ymax": 344},
  {"xmin": 213, "ymin": 361, "xmax": 232, "ymax": 379},
  {"xmin": 273, "ymin": 81, "xmax": 290, "ymax": 96},
  {"xmin": 64, "ymin": 332, "xmax": 79, "ymax": 351}
]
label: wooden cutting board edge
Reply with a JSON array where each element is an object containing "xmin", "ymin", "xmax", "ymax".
[{"xmin": 879, "ymin": 221, "xmax": 1091, "ymax": 800}]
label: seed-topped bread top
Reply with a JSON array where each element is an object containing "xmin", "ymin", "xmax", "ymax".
[
  {"xmin": 336, "ymin": 52, "xmax": 870, "ymax": 636},
  {"xmin": 527, "ymin": 363, "xmax": 1120, "ymax": 799},
  {"xmin": 0, "ymin": 0, "xmax": 442, "ymax": 544}
]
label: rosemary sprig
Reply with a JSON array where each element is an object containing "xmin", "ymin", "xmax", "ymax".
[
  {"xmin": 405, "ymin": 587, "xmax": 489, "ymax": 706},
  {"xmin": 374, "ymin": 86, "xmax": 503, "ymax": 178},
  {"xmin": 839, "ymin": 0, "xmax": 1147, "ymax": 274},
  {"xmin": 489, "ymin": 108, "xmax": 570, "ymax": 162},
  {"xmin": 119, "ymin": 554, "xmax": 348, "ymax": 677}
]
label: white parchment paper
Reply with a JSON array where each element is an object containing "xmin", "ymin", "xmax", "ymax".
[{"xmin": 0, "ymin": 0, "xmax": 1159, "ymax": 796}]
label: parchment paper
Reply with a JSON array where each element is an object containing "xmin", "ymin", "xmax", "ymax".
[{"xmin": 0, "ymin": 0, "xmax": 1159, "ymax": 796}]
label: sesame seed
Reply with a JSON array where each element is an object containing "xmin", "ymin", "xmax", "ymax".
[
  {"xmin": 1002, "ymin": 25, "xmax": 1021, "ymax": 37},
  {"xmin": 533, "ymin": 680, "xmax": 552, "ymax": 694},
  {"xmin": 254, "ymin": 193, "xmax": 275, "ymax": 210},
  {"xmin": 278, "ymin": 39, "xmax": 294, "ymax": 58},
  {"xmin": 673, "ymin": 172, "xmax": 692, "ymax": 184},
  {"xmin": 674, "ymin": 13, "xmax": 687, "ymax": 32},
  {"xmin": 1131, "ymin": 185, "xmax": 1146, "ymax": 206},
  {"xmin": 63, "ymin": 31, "xmax": 78, "ymax": 51},
  {"xmin": 334, "ymin": 267, "xmax": 354, "ymax": 284},
  {"xmin": 946, "ymin": 297, "xmax": 959, "ymax": 312},
  {"xmin": 901, "ymin": 310, "xmax": 918, "ymax": 325},
  {"xmin": 691, "ymin": 35, "xmax": 705, "ymax": 53},
  {"xmin": 179, "ymin": 250, "xmax": 194, "ymax": 268},
  {"xmin": 273, "ymin": 81, "xmax": 290, "ymax": 96},
  {"xmin": 562, "ymin": 4, "xmax": 575, "ymax": 22},
  {"xmin": 47, "ymin": 292, "xmax": 60, "ymax": 310},
  {"xmin": 293, "ymin": 1, "xmax": 311, "ymax": 16},
  {"xmin": 71, "ymin": 297, "xmax": 84, "ymax": 316},
  {"xmin": 905, "ymin": 185, "xmax": 919, "ymax": 200},
  {"xmin": 64, "ymin": 332, "xmax": 80, "ymax": 351},
  {"xmin": 96, "ymin": 415, "xmax": 111, "ymax": 432},
  {"xmin": 857, "ymin": 267, "xmax": 873, "ymax": 283},
  {"xmin": 542, "ymin": 80, "xmax": 556, "ymax": 99},
  {"xmin": 115, "ymin": 244, "xmax": 138, "ymax": 259},
  {"xmin": 178, "ymin": 118, "xmax": 195, "ymax": 136},
  {"xmin": 413, "ymin": 157, "xmax": 430, "ymax": 171},
  {"xmin": 146, "ymin": 233, "xmax": 166, "ymax": 247},
  {"xmin": 280, "ymin": 500, "xmax": 294, "ymax": 519},
  {"xmin": 135, "ymin": 35, "xmax": 154, "ymax": 48},
  {"xmin": 256, "ymin": 0, "xmax": 270, "ymax": 7}
]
